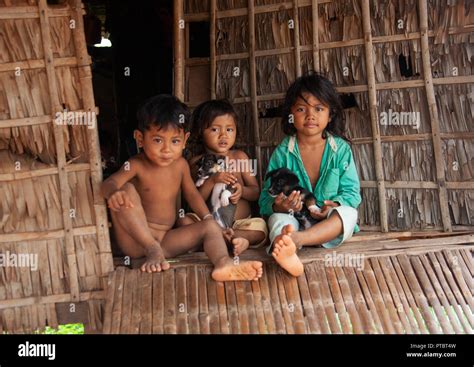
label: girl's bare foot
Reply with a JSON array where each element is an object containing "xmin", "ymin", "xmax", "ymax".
[
  {"xmin": 140, "ymin": 244, "xmax": 170, "ymax": 273},
  {"xmin": 212, "ymin": 258, "xmax": 263, "ymax": 282},
  {"xmin": 232, "ymin": 237, "xmax": 250, "ymax": 256},
  {"xmin": 271, "ymin": 225, "xmax": 304, "ymax": 276}
]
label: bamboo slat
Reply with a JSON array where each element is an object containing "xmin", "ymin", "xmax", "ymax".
[
  {"xmin": 38, "ymin": 0, "xmax": 80, "ymax": 301},
  {"xmin": 418, "ymin": 0, "xmax": 452, "ymax": 232}
]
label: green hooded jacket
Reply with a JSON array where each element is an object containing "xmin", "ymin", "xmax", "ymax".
[{"xmin": 258, "ymin": 133, "xmax": 362, "ymax": 232}]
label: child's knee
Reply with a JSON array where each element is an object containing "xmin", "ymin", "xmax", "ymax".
[
  {"xmin": 202, "ymin": 219, "xmax": 222, "ymax": 234},
  {"xmin": 122, "ymin": 182, "xmax": 140, "ymax": 201}
]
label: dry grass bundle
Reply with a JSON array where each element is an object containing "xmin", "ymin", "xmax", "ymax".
[
  {"xmin": 448, "ymin": 190, "xmax": 474, "ymax": 226},
  {"xmin": 436, "ymin": 84, "xmax": 473, "ymax": 133},
  {"xmin": 443, "ymin": 139, "xmax": 474, "ymax": 182},
  {"xmin": 184, "ymin": 0, "xmax": 209, "ymax": 14},
  {"xmin": 216, "ymin": 16, "xmax": 248, "ymax": 54},
  {"xmin": 255, "ymin": 10, "xmax": 293, "ymax": 50},
  {"xmin": 318, "ymin": 0, "xmax": 363, "ymax": 43},
  {"xmin": 373, "ymin": 41, "xmax": 422, "ymax": 83},
  {"xmin": 218, "ymin": 0, "xmax": 247, "ymax": 11},
  {"xmin": 256, "ymin": 53, "xmax": 295, "ymax": 95},
  {"xmin": 359, "ymin": 188, "xmax": 380, "ymax": 226},
  {"xmin": 0, "ymin": 150, "xmax": 95, "ymax": 233},
  {"xmin": 376, "ymin": 88, "xmax": 432, "ymax": 134},
  {"xmin": 386, "ymin": 188, "xmax": 441, "ymax": 230},
  {"xmin": 381, "ymin": 141, "xmax": 436, "ymax": 182},
  {"xmin": 370, "ymin": 0, "xmax": 419, "ymax": 37},
  {"xmin": 216, "ymin": 59, "xmax": 250, "ymax": 99},
  {"xmin": 320, "ymin": 45, "xmax": 366, "ymax": 85}
]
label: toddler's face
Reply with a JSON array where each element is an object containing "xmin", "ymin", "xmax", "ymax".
[
  {"xmin": 135, "ymin": 125, "xmax": 189, "ymax": 167},
  {"xmin": 202, "ymin": 114, "xmax": 237, "ymax": 154},
  {"xmin": 290, "ymin": 93, "xmax": 331, "ymax": 137}
]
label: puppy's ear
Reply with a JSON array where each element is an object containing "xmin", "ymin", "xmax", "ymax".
[
  {"xmin": 287, "ymin": 172, "xmax": 300, "ymax": 187},
  {"xmin": 265, "ymin": 169, "xmax": 278, "ymax": 181},
  {"xmin": 196, "ymin": 156, "xmax": 205, "ymax": 167}
]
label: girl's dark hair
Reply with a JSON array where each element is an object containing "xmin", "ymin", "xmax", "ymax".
[
  {"xmin": 137, "ymin": 94, "xmax": 190, "ymax": 133},
  {"xmin": 190, "ymin": 99, "xmax": 238, "ymax": 146},
  {"xmin": 281, "ymin": 72, "xmax": 350, "ymax": 142}
]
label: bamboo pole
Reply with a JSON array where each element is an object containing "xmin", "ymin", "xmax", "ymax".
[
  {"xmin": 249, "ymin": 0, "xmax": 263, "ymax": 187},
  {"xmin": 361, "ymin": 0, "xmax": 388, "ymax": 232},
  {"xmin": 38, "ymin": 0, "xmax": 80, "ymax": 301},
  {"xmin": 70, "ymin": 0, "xmax": 113, "ymax": 277},
  {"xmin": 210, "ymin": 0, "xmax": 217, "ymax": 99},
  {"xmin": 311, "ymin": 0, "xmax": 320, "ymax": 71},
  {"xmin": 418, "ymin": 0, "xmax": 452, "ymax": 232},
  {"xmin": 174, "ymin": 0, "xmax": 185, "ymax": 101},
  {"xmin": 293, "ymin": 0, "xmax": 302, "ymax": 77}
]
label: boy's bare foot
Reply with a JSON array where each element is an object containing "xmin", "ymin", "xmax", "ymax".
[
  {"xmin": 211, "ymin": 259, "xmax": 263, "ymax": 282},
  {"xmin": 272, "ymin": 225, "xmax": 304, "ymax": 277},
  {"xmin": 232, "ymin": 237, "xmax": 250, "ymax": 256},
  {"xmin": 140, "ymin": 245, "xmax": 170, "ymax": 273}
]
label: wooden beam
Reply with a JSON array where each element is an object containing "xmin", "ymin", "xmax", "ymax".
[
  {"xmin": 311, "ymin": 0, "xmax": 320, "ymax": 71},
  {"xmin": 418, "ymin": 0, "xmax": 452, "ymax": 232},
  {"xmin": 249, "ymin": 0, "xmax": 263, "ymax": 187},
  {"xmin": 361, "ymin": 0, "xmax": 388, "ymax": 232},
  {"xmin": 38, "ymin": 0, "xmax": 80, "ymax": 301},
  {"xmin": 210, "ymin": 0, "xmax": 217, "ymax": 99},
  {"xmin": 174, "ymin": 0, "xmax": 185, "ymax": 101},
  {"xmin": 70, "ymin": 0, "xmax": 113, "ymax": 272},
  {"xmin": 0, "ymin": 163, "xmax": 91, "ymax": 182},
  {"xmin": 0, "ymin": 225, "xmax": 97, "ymax": 243},
  {"xmin": 293, "ymin": 0, "xmax": 302, "ymax": 77}
]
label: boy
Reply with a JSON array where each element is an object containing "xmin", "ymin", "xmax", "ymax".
[{"xmin": 100, "ymin": 94, "xmax": 263, "ymax": 281}]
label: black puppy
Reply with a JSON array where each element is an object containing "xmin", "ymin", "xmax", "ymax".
[
  {"xmin": 195, "ymin": 153, "xmax": 236, "ymax": 229},
  {"xmin": 266, "ymin": 167, "xmax": 321, "ymax": 229}
]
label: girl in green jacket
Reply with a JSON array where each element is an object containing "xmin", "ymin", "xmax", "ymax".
[{"xmin": 258, "ymin": 73, "xmax": 361, "ymax": 276}]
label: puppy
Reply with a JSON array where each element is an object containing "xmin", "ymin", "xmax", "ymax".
[
  {"xmin": 266, "ymin": 168, "xmax": 321, "ymax": 229},
  {"xmin": 195, "ymin": 153, "xmax": 236, "ymax": 228}
]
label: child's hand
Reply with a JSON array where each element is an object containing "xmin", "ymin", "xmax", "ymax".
[
  {"xmin": 230, "ymin": 182, "xmax": 242, "ymax": 204},
  {"xmin": 273, "ymin": 190, "xmax": 303, "ymax": 214},
  {"xmin": 310, "ymin": 200, "xmax": 339, "ymax": 220},
  {"xmin": 212, "ymin": 172, "xmax": 238, "ymax": 185},
  {"xmin": 107, "ymin": 190, "xmax": 134, "ymax": 212}
]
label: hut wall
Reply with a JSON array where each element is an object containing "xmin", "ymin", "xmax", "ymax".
[
  {"xmin": 177, "ymin": 0, "xmax": 474, "ymax": 232},
  {"xmin": 0, "ymin": 0, "xmax": 113, "ymax": 333}
]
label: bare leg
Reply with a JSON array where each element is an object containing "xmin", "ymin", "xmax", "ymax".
[
  {"xmin": 160, "ymin": 220, "xmax": 263, "ymax": 281},
  {"xmin": 110, "ymin": 183, "xmax": 170, "ymax": 273},
  {"xmin": 291, "ymin": 211, "xmax": 343, "ymax": 247},
  {"xmin": 175, "ymin": 215, "xmax": 198, "ymax": 227}
]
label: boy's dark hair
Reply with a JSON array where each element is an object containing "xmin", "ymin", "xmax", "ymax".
[
  {"xmin": 136, "ymin": 94, "xmax": 190, "ymax": 133},
  {"xmin": 281, "ymin": 72, "xmax": 350, "ymax": 142},
  {"xmin": 190, "ymin": 99, "xmax": 238, "ymax": 141}
]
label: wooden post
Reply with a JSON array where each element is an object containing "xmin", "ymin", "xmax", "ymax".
[
  {"xmin": 293, "ymin": 0, "xmax": 302, "ymax": 77},
  {"xmin": 418, "ymin": 0, "xmax": 452, "ymax": 232},
  {"xmin": 210, "ymin": 0, "xmax": 217, "ymax": 99},
  {"xmin": 249, "ymin": 0, "xmax": 263, "ymax": 187},
  {"xmin": 361, "ymin": 0, "xmax": 389, "ymax": 232},
  {"xmin": 174, "ymin": 0, "xmax": 185, "ymax": 101},
  {"xmin": 38, "ymin": 0, "xmax": 80, "ymax": 301},
  {"xmin": 69, "ymin": 0, "xmax": 113, "ymax": 278},
  {"xmin": 311, "ymin": 0, "xmax": 320, "ymax": 71}
]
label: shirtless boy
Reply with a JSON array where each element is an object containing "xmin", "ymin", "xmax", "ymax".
[{"xmin": 100, "ymin": 94, "xmax": 263, "ymax": 281}]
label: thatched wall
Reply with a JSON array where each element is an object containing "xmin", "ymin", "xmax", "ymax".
[
  {"xmin": 176, "ymin": 0, "xmax": 473, "ymax": 232},
  {"xmin": 0, "ymin": 0, "xmax": 112, "ymax": 333}
]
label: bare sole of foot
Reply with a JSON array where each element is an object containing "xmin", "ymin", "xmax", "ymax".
[
  {"xmin": 140, "ymin": 246, "xmax": 170, "ymax": 273},
  {"xmin": 232, "ymin": 237, "xmax": 250, "ymax": 256},
  {"xmin": 212, "ymin": 260, "xmax": 263, "ymax": 282},
  {"xmin": 272, "ymin": 226, "xmax": 304, "ymax": 277}
]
